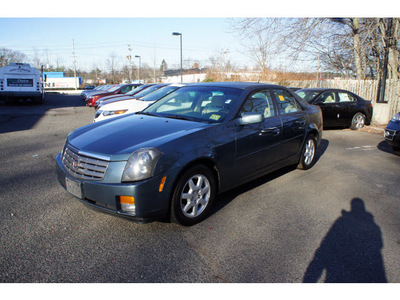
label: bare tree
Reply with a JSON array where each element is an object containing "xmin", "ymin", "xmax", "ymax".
[
  {"xmin": 230, "ymin": 17, "xmax": 399, "ymax": 80},
  {"xmin": 230, "ymin": 18, "xmax": 283, "ymax": 75},
  {"xmin": 0, "ymin": 48, "xmax": 27, "ymax": 67},
  {"xmin": 106, "ymin": 52, "xmax": 119, "ymax": 83}
]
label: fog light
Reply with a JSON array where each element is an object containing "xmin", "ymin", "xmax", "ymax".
[{"xmin": 119, "ymin": 196, "xmax": 135, "ymax": 214}]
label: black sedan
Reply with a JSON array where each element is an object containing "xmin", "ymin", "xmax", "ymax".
[
  {"xmin": 384, "ymin": 112, "xmax": 400, "ymax": 152},
  {"xmin": 57, "ymin": 82, "xmax": 323, "ymax": 226},
  {"xmin": 296, "ymin": 88, "xmax": 373, "ymax": 130}
]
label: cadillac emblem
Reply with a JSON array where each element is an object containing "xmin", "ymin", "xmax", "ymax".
[{"xmin": 73, "ymin": 160, "xmax": 80, "ymax": 170}]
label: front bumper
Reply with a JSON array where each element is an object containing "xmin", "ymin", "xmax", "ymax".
[{"xmin": 56, "ymin": 153, "xmax": 172, "ymax": 222}]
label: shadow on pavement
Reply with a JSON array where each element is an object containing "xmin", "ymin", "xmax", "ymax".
[
  {"xmin": 0, "ymin": 94, "xmax": 86, "ymax": 134},
  {"xmin": 377, "ymin": 140, "xmax": 400, "ymax": 156},
  {"xmin": 303, "ymin": 198, "xmax": 387, "ymax": 283}
]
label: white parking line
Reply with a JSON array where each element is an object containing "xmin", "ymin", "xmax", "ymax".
[{"xmin": 345, "ymin": 145, "xmax": 375, "ymax": 151}]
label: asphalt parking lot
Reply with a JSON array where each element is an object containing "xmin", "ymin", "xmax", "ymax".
[{"xmin": 0, "ymin": 94, "xmax": 399, "ymax": 283}]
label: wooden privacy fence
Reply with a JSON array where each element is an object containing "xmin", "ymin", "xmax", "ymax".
[{"xmin": 281, "ymin": 79, "xmax": 400, "ymax": 120}]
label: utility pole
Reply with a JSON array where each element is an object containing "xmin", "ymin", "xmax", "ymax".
[
  {"xmin": 72, "ymin": 40, "xmax": 78, "ymax": 90},
  {"xmin": 128, "ymin": 44, "xmax": 132, "ymax": 82},
  {"xmin": 221, "ymin": 49, "xmax": 229, "ymax": 79}
]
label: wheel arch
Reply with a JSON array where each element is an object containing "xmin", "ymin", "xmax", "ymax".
[
  {"xmin": 306, "ymin": 123, "xmax": 321, "ymax": 146},
  {"xmin": 166, "ymin": 157, "xmax": 220, "ymax": 220}
]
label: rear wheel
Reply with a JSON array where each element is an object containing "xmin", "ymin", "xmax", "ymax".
[
  {"xmin": 298, "ymin": 134, "xmax": 316, "ymax": 170},
  {"xmin": 350, "ymin": 112, "xmax": 366, "ymax": 130},
  {"xmin": 171, "ymin": 165, "xmax": 216, "ymax": 226}
]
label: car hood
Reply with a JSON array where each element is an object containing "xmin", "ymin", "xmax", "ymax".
[
  {"xmin": 100, "ymin": 99, "xmax": 153, "ymax": 111},
  {"xmin": 98, "ymin": 95, "xmax": 138, "ymax": 107},
  {"xmin": 97, "ymin": 94, "xmax": 124, "ymax": 102},
  {"xmin": 67, "ymin": 114, "xmax": 211, "ymax": 161},
  {"xmin": 386, "ymin": 119, "xmax": 400, "ymax": 131}
]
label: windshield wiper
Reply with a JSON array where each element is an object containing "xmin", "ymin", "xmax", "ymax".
[
  {"xmin": 136, "ymin": 111, "xmax": 159, "ymax": 117},
  {"xmin": 164, "ymin": 115, "xmax": 192, "ymax": 121}
]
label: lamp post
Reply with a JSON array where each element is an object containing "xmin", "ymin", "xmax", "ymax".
[
  {"xmin": 135, "ymin": 55, "xmax": 141, "ymax": 83},
  {"xmin": 172, "ymin": 32, "xmax": 183, "ymax": 82}
]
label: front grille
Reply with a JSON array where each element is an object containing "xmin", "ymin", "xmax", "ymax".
[
  {"xmin": 62, "ymin": 147, "xmax": 109, "ymax": 180},
  {"xmin": 384, "ymin": 129, "xmax": 396, "ymax": 141}
]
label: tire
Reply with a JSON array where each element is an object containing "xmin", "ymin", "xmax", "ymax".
[
  {"xmin": 350, "ymin": 112, "xmax": 366, "ymax": 130},
  {"xmin": 171, "ymin": 165, "xmax": 216, "ymax": 226},
  {"xmin": 298, "ymin": 134, "xmax": 317, "ymax": 170}
]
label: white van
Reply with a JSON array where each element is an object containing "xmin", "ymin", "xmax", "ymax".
[{"xmin": 0, "ymin": 63, "xmax": 45, "ymax": 104}]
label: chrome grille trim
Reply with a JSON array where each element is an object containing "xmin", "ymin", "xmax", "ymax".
[{"xmin": 62, "ymin": 147, "xmax": 109, "ymax": 181}]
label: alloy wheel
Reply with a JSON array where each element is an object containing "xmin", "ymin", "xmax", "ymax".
[{"xmin": 180, "ymin": 174, "xmax": 211, "ymax": 218}]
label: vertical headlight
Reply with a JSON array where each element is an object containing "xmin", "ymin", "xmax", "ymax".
[{"xmin": 121, "ymin": 148, "xmax": 162, "ymax": 182}]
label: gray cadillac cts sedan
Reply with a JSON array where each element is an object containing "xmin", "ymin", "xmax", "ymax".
[{"xmin": 56, "ymin": 82, "xmax": 323, "ymax": 226}]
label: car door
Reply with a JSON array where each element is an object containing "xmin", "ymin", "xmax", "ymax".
[
  {"xmin": 271, "ymin": 88, "xmax": 307, "ymax": 162},
  {"xmin": 235, "ymin": 89, "xmax": 283, "ymax": 180},
  {"xmin": 337, "ymin": 91, "xmax": 358, "ymax": 125},
  {"xmin": 314, "ymin": 91, "xmax": 342, "ymax": 126}
]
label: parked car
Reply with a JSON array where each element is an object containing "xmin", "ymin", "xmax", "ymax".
[
  {"xmin": 85, "ymin": 83, "xmax": 142, "ymax": 107},
  {"xmin": 295, "ymin": 88, "xmax": 373, "ymax": 130},
  {"xmin": 56, "ymin": 82, "xmax": 323, "ymax": 226},
  {"xmin": 94, "ymin": 83, "xmax": 186, "ymax": 122},
  {"xmin": 95, "ymin": 83, "xmax": 169, "ymax": 110},
  {"xmin": 94, "ymin": 84, "xmax": 155, "ymax": 109},
  {"xmin": 81, "ymin": 84, "xmax": 114, "ymax": 100},
  {"xmin": 84, "ymin": 85, "xmax": 96, "ymax": 90},
  {"xmin": 384, "ymin": 112, "xmax": 400, "ymax": 152}
]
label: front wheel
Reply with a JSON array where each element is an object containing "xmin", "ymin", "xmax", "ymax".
[
  {"xmin": 298, "ymin": 134, "xmax": 316, "ymax": 170},
  {"xmin": 171, "ymin": 165, "xmax": 216, "ymax": 226},
  {"xmin": 350, "ymin": 112, "xmax": 366, "ymax": 130}
]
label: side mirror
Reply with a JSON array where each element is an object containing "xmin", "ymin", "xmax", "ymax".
[{"xmin": 237, "ymin": 112, "xmax": 264, "ymax": 125}]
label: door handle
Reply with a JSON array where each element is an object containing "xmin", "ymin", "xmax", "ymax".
[{"xmin": 260, "ymin": 127, "xmax": 280, "ymax": 136}]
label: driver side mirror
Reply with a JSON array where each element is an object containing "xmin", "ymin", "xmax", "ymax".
[{"xmin": 237, "ymin": 112, "xmax": 264, "ymax": 125}]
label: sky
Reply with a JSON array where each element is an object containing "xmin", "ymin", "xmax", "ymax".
[
  {"xmin": 1, "ymin": 0, "xmax": 397, "ymax": 73},
  {"xmin": 0, "ymin": 17, "xmax": 251, "ymax": 72}
]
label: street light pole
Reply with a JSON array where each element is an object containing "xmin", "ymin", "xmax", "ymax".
[
  {"xmin": 172, "ymin": 32, "xmax": 183, "ymax": 82},
  {"xmin": 135, "ymin": 55, "xmax": 141, "ymax": 83}
]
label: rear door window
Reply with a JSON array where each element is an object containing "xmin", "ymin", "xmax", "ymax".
[{"xmin": 272, "ymin": 89, "xmax": 302, "ymax": 115}]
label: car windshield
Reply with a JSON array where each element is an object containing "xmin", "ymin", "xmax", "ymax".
[
  {"xmin": 143, "ymin": 86, "xmax": 243, "ymax": 123},
  {"xmin": 133, "ymin": 84, "xmax": 166, "ymax": 98},
  {"xmin": 141, "ymin": 85, "xmax": 182, "ymax": 102},
  {"xmin": 295, "ymin": 90, "xmax": 321, "ymax": 103},
  {"xmin": 125, "ymin": 85, "xmax": 148, "ymax": 95},
  {"xmin": 108, "ymin": 84, "xmax": 123, "ymax": 92}
]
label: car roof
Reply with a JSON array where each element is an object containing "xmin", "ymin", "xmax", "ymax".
[
  {"xmin": 297, "ymin": 88, "xmax": 351, "ymax": 92},
  {"xmin": 183, "ymin": 81, "xmax": 288, "ymax": 90}
]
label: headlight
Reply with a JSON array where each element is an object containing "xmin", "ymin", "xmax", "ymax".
[
  {"xmin": 103, "ymin": 109, "xmax": 128, "ymax": 116},
  {"xmin": 121, "ymin": 148, "xmax": 162, "ymax": 182},
  {"xmin": 391, "ymin": 113, "xmax": 400, "ymax": 121}
]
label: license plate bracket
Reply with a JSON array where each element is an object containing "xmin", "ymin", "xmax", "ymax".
[{"xmin": 65, "ymin": 177, "xmax": 83, "ymax": 199}]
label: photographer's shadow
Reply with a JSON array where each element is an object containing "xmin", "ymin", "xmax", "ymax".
[{"xmin": 303, "ymin": 198, "xmax": 387, "ymax": 283}]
